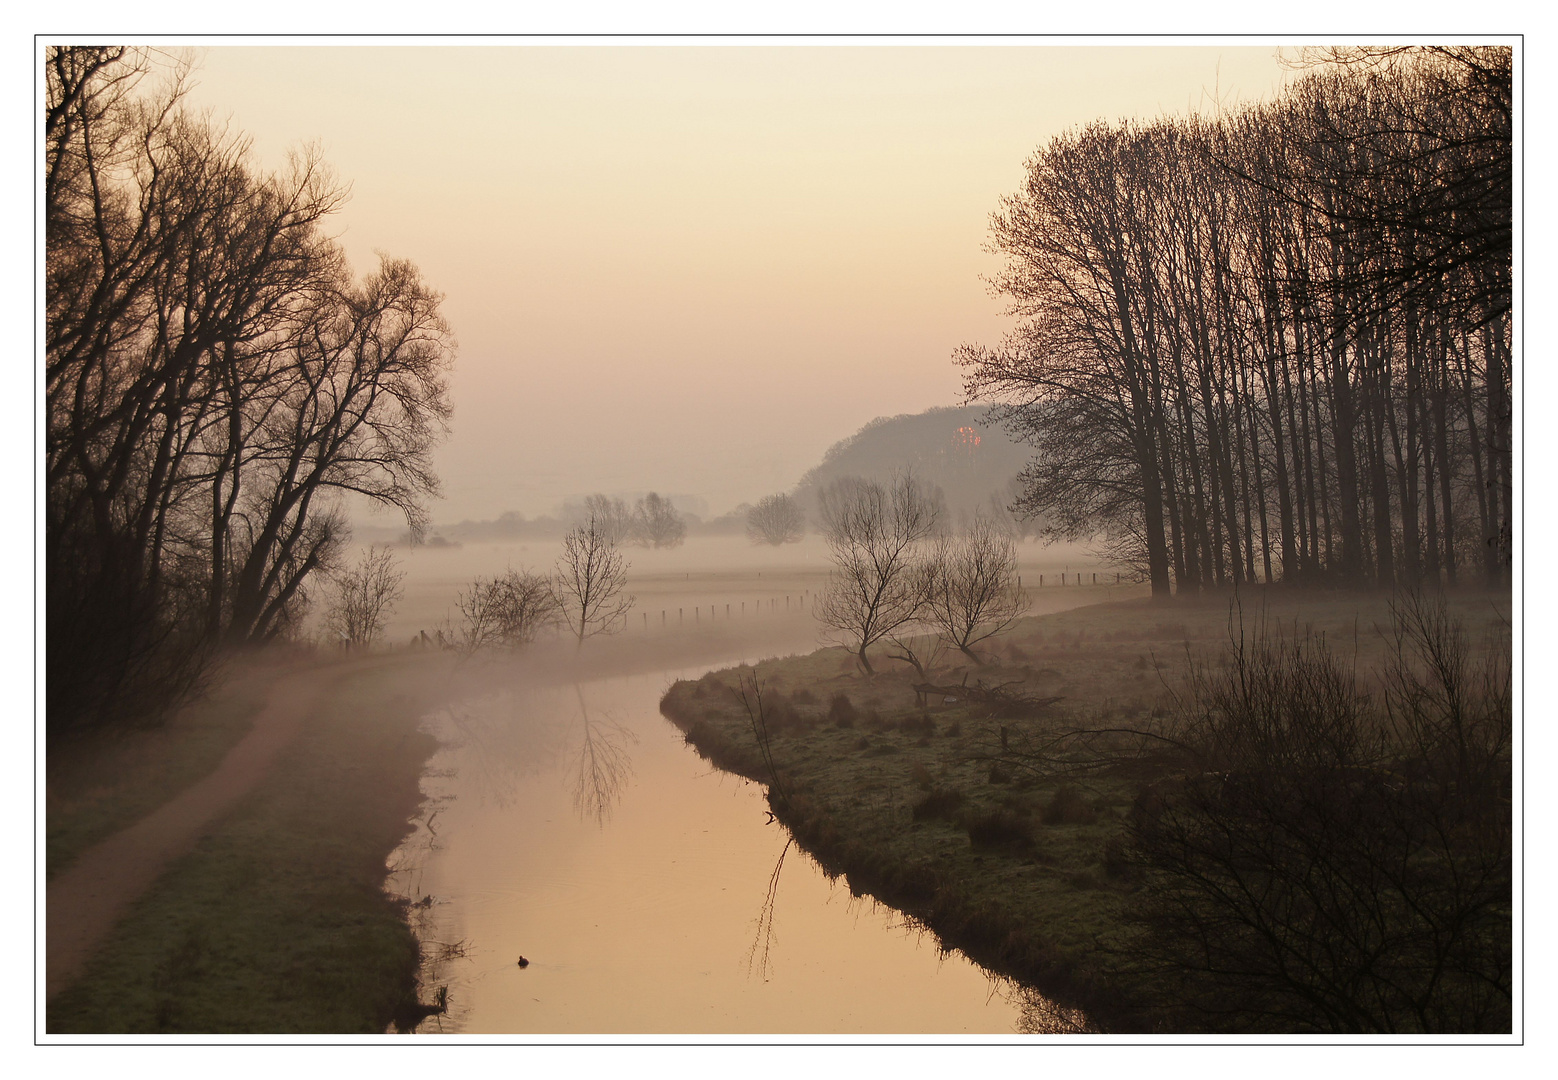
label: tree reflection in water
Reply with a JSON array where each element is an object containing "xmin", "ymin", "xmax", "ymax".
[
  {"xmin": 733, "ymin": 831, "xmax": 1098, "ymax": 1031},
  {"xmin": 435, "ymin": 691, "xmax": 566, "ymax": 810},
  {"xmin": 744, "ymin": 836, "xmax": 793, "ymax": 982},
  {"xmin": 569, "ymin": 684, "xmax": 637, "ymax": 827}
]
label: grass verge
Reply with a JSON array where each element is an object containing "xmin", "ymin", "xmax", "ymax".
[
  {"xmin": 46, "ymin": 658, "xmax": 443, "ymax": 1034},
  {"xmin": 47, "ymin": 659, "xmax": 269, "ymax": 879}
]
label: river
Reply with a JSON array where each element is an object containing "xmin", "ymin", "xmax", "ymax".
[{"xmin": 386, "ymin": 651, "xmax": 1084, "ymax": 1035}]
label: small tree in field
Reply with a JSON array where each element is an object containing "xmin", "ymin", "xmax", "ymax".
[
  {"xmin": 746, "ymin": 493, "xmax": 805, "ymax": 545},
  {"xmin": 555, "ymin": 515, "xmax": 635, "ymax": 645},
  {"xmin": 324, "ymin": 546, "xmax": 405, "ymax": 649},
  {"xmin": 815, "ymin": 472, "xmax": 941, "ymax": 675},
  {"xmin": 922, "ymin": 514, "xmax": 1029, "ymax": 662},
  {"xmin": 630, "ymin": 492, "xmax": 686, "ymax": 549},
  {"xmin": 581, "ymin": 493, "xmax": 634, "ymax": 547},
  {"xmin": 455, "ymin": 569, "xmax": 559, "ymax": 651}
]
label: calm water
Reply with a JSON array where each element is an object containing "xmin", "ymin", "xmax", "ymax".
[{"xmin": 386, "ymin": 654, "xmax": 1090, "ymax": 1035}]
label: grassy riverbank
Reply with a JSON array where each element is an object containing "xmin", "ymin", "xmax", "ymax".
[
  {"xmin": 47, "ymin": 664, "xmax": 269, "ymax": 879},
  {"xmin": 659, "ymin": 589, "xmax": 1512, "ymax": 1032},
  {"xmin": 46, "ymin": 654, "xmax": 447, "ymax": 1034}
]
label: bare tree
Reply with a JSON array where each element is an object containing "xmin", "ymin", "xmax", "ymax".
[
  {"xmin": 323, "ymin": 546, "xmax": 404, "ymax": 650},
  {"xmin": 815, "ymin": 472, "xmax": 941, "ymax": 675},
  {"xmin": 746, "ymin": 493, "xmax": 805, "ymax": 546},
  {"xmin": 922, "ymin": 515, "xmax": 1029, "ymax": 662},
  {"xmin": 962, "ymin": 48, "xmax": 1511, "ymax": 596},
  {"xmin": 454, "ymin": 569, "xmax": 560, "ymax": 651},
  {"xmin": 554, "ymin": 515, "xmax": 635, "ymax": 645},
  {"xmin": 570, "ymin": 684, "xmax": 637, "ymax": 827},
  {"xmin": 581, "ymin": 494, "xmax": 633, "ymax": 547},
  {"xmin": 44, "ymin": 47, "xmax": 453, "ymax": 733},
  {"xmin": 630, "ymin": 492, "xmax": 686, "ymax": 549}
]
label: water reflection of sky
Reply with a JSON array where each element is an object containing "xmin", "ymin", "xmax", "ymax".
[{"xmin": 387, "ymin": 664, "xmax": 1089, "ymax": 1035}]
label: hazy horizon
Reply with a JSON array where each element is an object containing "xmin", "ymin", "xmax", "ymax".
[{"xmin": 181, "ymin": 45, "xmax": 1296, "ymax": 523}]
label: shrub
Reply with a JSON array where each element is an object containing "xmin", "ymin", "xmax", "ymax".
[
  {"xmin": 1042, "ymin": 786, "xmax": 1098, "ymax": 826},
  {"xmin": 763, "ymin": 691, "xmax": 807, "ymax": 734},
  {"xmin": 828, "ymin": 692, "xmax": 858, "ymax": 728},
  {"xmin": 1101, "ymin": 836, "xmax": 1135, "ymax": 881},
  {"xmin": 912, "ymin": 787, "xmax": 966, "ymax": 822},
  {"xmin": 898, "ymin": 713, "xmax": 936, "ymax": 736},
  {"xmin": 1128, "ymin": 597, "xmax": 1511, "ymax": 1033},
  {"xmin": 965, "ymin": 807, "xmax": 1034, "ymax": 847}
]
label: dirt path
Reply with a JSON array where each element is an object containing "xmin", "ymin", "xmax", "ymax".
[{"xmin": 45, "ymin": 655, "xmax": 400, "ymax": 1001}]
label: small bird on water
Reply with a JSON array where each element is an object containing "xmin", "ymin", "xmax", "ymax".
[{"xmin": 517, "ymin": 956, "xmax": 530, "ymax": 967}]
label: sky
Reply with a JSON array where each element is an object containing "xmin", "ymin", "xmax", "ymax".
[{"xmin": 180, "ymin": 45, "xmax": 1297, "ymax": 523}]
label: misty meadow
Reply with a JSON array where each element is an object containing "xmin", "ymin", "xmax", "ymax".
[{"xmin": 42, "ymin": 43, "xmax": 1513, "ymax": 1038}]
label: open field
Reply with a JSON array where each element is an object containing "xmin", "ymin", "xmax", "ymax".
[
  {"xmin": 659, "ymin": 588, "xmax": 1513, "ymax": 1032},
  {"xmin": 339, "ymin": 533, "xmax": 1124, "ymax": 646}
]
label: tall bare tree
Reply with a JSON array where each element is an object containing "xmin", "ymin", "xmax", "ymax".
[
  {"xmin": 962, "ymin": 46, "xmax": 1510, "ymax": 596},
  {"xmin": 45, "ymin": 46, "xmax": 454, "ymax": 732}
]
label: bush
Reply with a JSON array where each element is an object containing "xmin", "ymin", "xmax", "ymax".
[
  {"xmin": 1042, "ymin": 786, "xmax": 1098, "ymax": 826},
  {"xmin": 455, "ymin": 569, "xmax": 558, "ymax": 651},
  {"xmin": 898, "ymin": 713, "xmax": 936, "ymax": 736},
  {"xmin": 1127, "ymin": 596, "xmax": 1511, "ymax": 1033},
  {"xmin": 827, "ymin": 692, "xmax": 857, "ymax": 728},
  {"xmin": 912, "ymin": 787, "xmax": 966, "ymax": 822},
  {"xmin": 965, "ymin": 807, "xmax": 1034, "ymax": 847},
  {"xmin": 760, "ymin": 691, "xmax": 807, "ymax": 734}
]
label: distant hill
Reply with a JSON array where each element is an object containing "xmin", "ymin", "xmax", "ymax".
[{"xmin": 793, "ymin": 405, "xmax": 1035, "ymax": 526}]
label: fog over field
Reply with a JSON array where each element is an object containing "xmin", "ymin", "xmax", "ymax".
[{"xmin": 358, "ymin": 533, "xmax": 1122, "ymax": 646}]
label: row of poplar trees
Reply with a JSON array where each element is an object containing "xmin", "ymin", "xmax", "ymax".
[
  {"xmin": 46, "ymin": 47, "xmax": 455, "ymax": 735},
  {"xmin": 961, "ymin": 47, "xmax": 1512, "ymax": 598}
]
